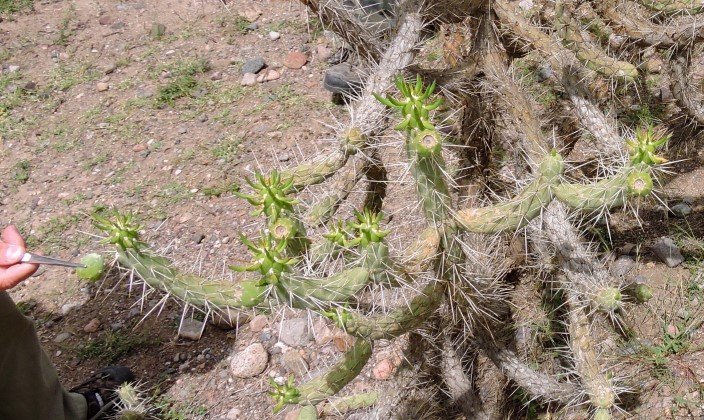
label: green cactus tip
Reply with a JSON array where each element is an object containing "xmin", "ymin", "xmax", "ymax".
[
  {"xmin": 347, "ymin": 209, "xmax": 390, "ymax": 248},
  {"xmin": 92, "ymin": 209, "xmax": 143, "ymax": 250},
  {"xmin": 269, "ymin": 376, "xmax": 300, "ymax": 413},
  {"xmin": 235, "ymin": 169, "xmax": 298, "ymax": 222},
  {"xmin": 373, "ymin": 74, "xmax": 443, "ymax": 132},
  {"xmin": 322, "ymin": 305, "xmax": 354, "ymax": 330},
  {"xmin": 232, "ymin": 232, "xmax": 297, "ymax": 286},
  {"xmin": 626, "ymin": 125, "xmax": 669, "ymax": 166}
]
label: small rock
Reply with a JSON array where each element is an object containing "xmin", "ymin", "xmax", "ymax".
[
  {"xmin": 284, "ymin": 408, "xmax": 303, "ymax": 420},
  {"xmin": 238, "ymin": 6, "xmax": 262, "ymax": 22},
  {"xmin": 210, "ymin": 309, "xmax": 251, "ymax": 330},
  {"xmin": 282, "ymin": 351, "xmax": 309, "ymax": 376},
  {"xmin": 316, "ymin": 44, "xmax": 332, "ymax": 62},
  {"xmin": 518, "ymin": 0, "xmax": 533, "ymax": 9},
  {"xmin": 177, "ymin": 127, "xmax": 187, "ymax": 134},
  {"xmin": 178, "ymin": 318, "xmax": 205, "ymax": 340},
  {"xmin": 61, "ymin": 302, "xmax": 81, "ymax": 315},
  {"xmin": 240, "ymin": 73, "xmax": 257, "ymax": 86},
  {"xmin": 671, "ymin": 202, "xmax": 691, "ymax": 217},
  {"xmin": 226, "ymin": 407, "xmax": 242, "ymax": 420},
  {"xmin": 279, "ymin": 318, "xmax": 313, "ymax": 347},
  {"xmin": 618, "ymin": 243, "xmax": 637, "ymax": 256},
  {"xmin": 193, "ymin": 233, "xmax": 205, "ymax": 244},
  {"xmin": 7, "ymin": 65, "xmax": 20, "ymax": 73},
  {"xmin": 283, "ymin": 52, "xmax": 307, "ymax": 69},
  {"xmin": 247, "ymin": 23, "xmax": 258, "ymax": 31},
  {"xmin": 96, "ymin": 82, "xmax": 109, "ymax": 92},
  {"xmin": 653, "ymin": 237, "xmax": 685, "ymax": 268},
  {"xmin": 98, "ymin": 15, "xmax": 113, "ymax": 25},
  {"xmin": 249, "ymin": 314, "xmax": 268, "ymax": 332},
  {"xmin": 265, "ymin": 69, "xmax": 280, "ymax": 81},
  {"xmin": 256, "ymin": 72, "xmax": 266, "ymax": 83},
  {"xmin": 260, "ymin": 332, "xmax": 272, "ymax": 342},
  {"xmin": 372, "ymin": 358, "xmax": 396, "ymax": 380},
  {"xmin": 54, "ymin": 332, "xmax": 71, "ymax": 343},
  {"xmin": 177, "ymin": 213, "xmax": 193, "ymax": 223},
  {"xmin": 151, "ymin": 22, "xmax": 167, "ymax": 38},
  {"xmin": 103, "ymin": 63, "xmax": 117, "ymax": 75},
  {"xmin": 269, "ymin": 31, "xmax": 281, "ymax": 40},
  {"xmin": 230, "ymin": 343, "xmax": 268, "ymax": 378},
  {"xmin": 611, "ymin": 256, "xmax": 635, "ymax": 278},
  {"xmin": 83, "ymin": 318, "xmax": 101, "ymax": 333},
  {"xmin": 333, "ymin": 335, "xmax": 354, "ymax": 352},
  {"xmin": 210, "ymin": 71, "xmax": 223, "ymax": 81},
  {"xmin": 277, "ymin": 153, "xmax": 290, "ymax": 162},
  {"xmin": 242, "ymin": 57, "xmax": 266, "ymax": 74}
]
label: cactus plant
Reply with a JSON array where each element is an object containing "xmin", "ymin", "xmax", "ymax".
[{"xmin": 83, "ymin": 0, "xmax": 693, "ymax": 416}]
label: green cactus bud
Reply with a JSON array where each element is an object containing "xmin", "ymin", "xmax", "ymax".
[
  {"xmin": 322, "ymin": 305, "xmax": 354, "ymax": 330},
  {"xmin": 626, "ymin": 125, "xmax": 669, "ymax": 166},
  {"xmin": 232, "ymin": 232, "xmax": 297, "ymax": 286},
  {"xmin": 234, "ymin": 169, "xmax": 297, "ymax": 223},
  {"xmin": 374, "ymin": 74, "xmax": 443, "ymax": 132},
  {"xmin": 456, "ymin": 152, "xmax": 564, "ymax": 233},
  {"xmin": 627, "ymin": 170, "xmax": 653, "ymax": 196},
  {"xmin": 342, "ymin": 127, "xmax": 367, "ymax": 154},
  {"xmin": 93, "ymin": 210, "xmax": 144, "ymax": 250},
  {"xmin": 347, "ymin": 209, "xmax": 390, "ymax": 248},
  {"xmin": 269, "ymin": 376, "xmax": 300, "ymax": 413}
]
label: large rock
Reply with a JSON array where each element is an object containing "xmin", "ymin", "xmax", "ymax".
[{"xmin": 230, "ymin": 343, "xmax": 268, "ymax": 378}]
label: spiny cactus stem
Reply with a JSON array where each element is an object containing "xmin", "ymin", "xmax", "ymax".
[
  {"xmin": 566, "ymin": 289, "xmax": 616, "ymax": 415},
  {"xmin": 281, "ymin": 149, "xmax": 351, "ymax": 192},
  {"xmin": 295, "ymin": 338, "xmax": 373, "ymax": 405},
  {"xmin": 344, "ymin": 280, "xmax": 444, "ymax": 340},
  {"xmin": 637, "ymin": 0, "xmax": 704, "ymax": 14},
  {"xmin": 306, "ymin": 156, "xmax": 367, "ymax": 226},
  {"xmin": 276, "ymin": 267, "xmax": 371, "ymax": 309},
  {"xmin": 317, "ymin": 392, "xmax": 380, "ymax": 416}
]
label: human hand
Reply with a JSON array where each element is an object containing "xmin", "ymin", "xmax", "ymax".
[{"xmin": 0, "ymin": 225, "xmax": 38, "ymax": 291}]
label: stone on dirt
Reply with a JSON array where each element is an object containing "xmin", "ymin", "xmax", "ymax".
[
  {"xmin": 178, "ymin": 318, "xmax": 205, "ymax": 340},
  {"xmin": 240, "ymin": 73, "xmax": 257, "ymax": 86},
  {"xmin": 83, "ymin": 318, "xmax": 101, "ymax": 333},
  {"xmin": 283, "ymin": 51, "xmax": 307, "ymax": 69},
  {"xmin": 653, "ymin": 237, "xmax": 685, "ymax": 268},
  {"xmin": 249, "ymin": 314, "xmax": 268, "ymax": 332},
  {"xmin": 279, "ymin": 317, "xmax": 313, "ymax": 347},
  {"xmin": 242, "ymin": 57, "xmax": 266, "ymax": 75},
  {"xmin": 210, "ymin": 308, "xmax": 251, "ymax": 330},
  {"xmin": 230, "ymin": 343, "xmax": 268, "ymax": 378},
  {"xmin": 282, "ymin": 350, "xmax": 309, "ymax": 377}
]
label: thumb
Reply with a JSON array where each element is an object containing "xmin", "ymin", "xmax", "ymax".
[{"xmin": 0, "ymin": 226, "xmax": 26, "ymax": 265}]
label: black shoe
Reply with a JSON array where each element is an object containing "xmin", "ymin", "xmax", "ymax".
[
  {"xmin": 324, "ymin": 62, "xmax": 364, "ymax": 97},
  {"xmin": 70, "ymin": 365, "xmax": 135, "ymax": 420}
]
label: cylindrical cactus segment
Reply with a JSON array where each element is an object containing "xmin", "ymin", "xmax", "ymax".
[
  {"xmin": 344, "ymin": 281, "xmax": 444, "ymax": 340},
  {"xmin": 318, "ymin": 393, "xmax": 380, "ymax": 416},
  {"xmin": 295, "ymin": 405, "xmax": 318, "ymax": 420},
  {"xmin": 343, "ymin": 127, "xmax": 368, "ymax": 154},
  {"xmin": 118, "ymin": 248, "xmax": 267, "ymax": 309},
  {"xmin": 555, "ymin": 2, "xmax": 638, "ymax": 81},
  {"xmin": 402, "ymin": 226, "xmax": 441, "ymax": 272},
  {"xmin": 295, "ymin": 338, "xmax": 373, "ymax": 404},
  {"xmin": 456, "ymin": 152, "xmax": 564, "ymax": 233},
  {"xmin": 276, "ymin": 267, "xmax": 371, "ymax": 308},
  {"xmin": 280, "ymin": 150, "xmax": 350, "ymax": 191},
  {"xmin": 637, "ymin": 0, "xmax": 704, "ymax": 14},
  {"xmin": 412, "ymin": 129, "xmax": 442, "ymax": 158},
  {"xmin": 406, "ymin": 130, "xmax": 453, "ymax": 225},
  {"xmin": 554, "ymin": 165, "xmax": 652, "ymax": 211}
]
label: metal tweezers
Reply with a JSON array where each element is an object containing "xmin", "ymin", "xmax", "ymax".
[{"xmin": 21, "ymin": 252, "xmax": 86, "ymax": 268}]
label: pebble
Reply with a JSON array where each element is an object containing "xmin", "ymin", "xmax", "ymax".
[
  {"xmin": 671, "ymin": 202, "xmax": 691, "ymax": 217},
  {"xmin": 7, "ymin": 65, "xmax": 20, "ymax": 73},
  {"xmin": 242, "ymin": 57, "xmax": 266, "ymax": 75},
  {"xmin": 269, "ymin": 31, "xmax": 281, "ymax": 40},
  {"xmin": 316, "ymin": 44, "xmax": 332, "ymax": 62},
  {"xmin": 98, "ymin": 15, "xmax": 113, "ymax": 25},
  {"xmin": 83, "ymin": 318, "xmax": 101, "ymax": 333},
  {"xmin": 230, "ymin": 343, "xmax": 268, "ymax": 378},
  {"xmin": 279, "ymin": 318, "xmax": 313, "ymax": 347},
  {"xmin": 260, "ymin": 332, "xmax": 273, "ymax": 342},
  {"xmin": 282, "ymin": 351, "xmax": 309, "ymax": 376},
  {"xmin": 226, "ymin": 407, "xmax": 242, "ymax": 420},
  {"xmin": 372, "ymin": 358, "xmax": 396, "ymax": 380},
  {"xmin": 283, "ymin": 52, "xmax": 307, "ymax": 69},
  {"xmin": 61, "ymin": 302, "xmax": 81, "ymax": 315},
  {"xmin": 610, "ymin": 255, "xmax": 634, "ymax": 278},
  {"xmin": 210, "ymin": 71, "xmax": 223, "ymax": 81},
  {"xmin": 277, "ymin": 153, "xmax": 290, "ymax": 162},
  {"xmin": 653, "ymin": 237, "xmax": 685, "ymax": 268},
  {"xmin": 178, "ymin": 318, "xmax": 205, "ymax": 340},
  {"xmin": 54, "ymin": 332, "xmax": 71, "ymax": 343},
  {"xmin": 193, "ymin": 233, "xmax": 205, "ymax": 244},
  {"xmin": 240, "ymin": 73, "xmax": 257, "ymax": 86},
  {"xmin": 333, "ymin": 334, "xmax": 354, "ymax": 352},
  {"xmin": 249, "ymin": 314, "xmax": 268, "ymax": 332},
  {"xmin": 96, "ymin": 82, "xmax": 109, "ymax": 92},
  {"xmin": 177, "ymin": 127, "xmax": 187, "ymax": 134}
]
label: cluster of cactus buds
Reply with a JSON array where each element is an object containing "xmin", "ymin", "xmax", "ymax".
[{"xmin": 374, "ymin": 75, "xmax": 443, "ymax": 131}]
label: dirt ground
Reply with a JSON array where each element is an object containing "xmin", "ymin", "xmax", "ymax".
[{"xmin": 2, "ymin": 0, "xmax": 704, "ymax": 419}]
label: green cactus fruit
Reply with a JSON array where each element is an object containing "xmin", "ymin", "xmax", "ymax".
[
  {"xmin": 374, "ymin": 74, "xmax": 442, "ymax": 132},
  {"xmin": 296, "ymin": 338, "xmax": 373, "ymax": 404},
  {"xmin": 456, "ymin": 152, "xmax": 564, "ymax": 233},
  {"xmin": 233, "ymin": 232, "xmax": 297, "ymax": 286},
  {"xmin": 269, "ymin": 376, "xmax": 300, "ymax": 413},
  {"xmin": 412, "ymin": 129, "xmax": 442, "ymax": 158},
  {"xmin": 626, "ymin": 125, "xmax": 669, "ymax": 166},
  {"xmin": 276, "ymin": 267, "xmax": 370, "ymax": 308},
  {"xmin": 270, "ymin": 217, "xmax": 310, "ymax": 256},
  {"xmin": 594, "ymin": 287, "xmax": 622, "ymax": 311},
  {"xmin": 76, "ymin": 253, "xmax": 105, "ymax": 282},
  {"xmin": 627, "ymin": 170, "xmax": 653, "ymax": 197}
]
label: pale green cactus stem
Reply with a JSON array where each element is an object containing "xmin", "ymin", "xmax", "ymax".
[
  {"xmin": 270, "ymin": 216, "xmax": 311, "ymax": 257},
  {"xmin": 294, "ymin": 338, "xmax": 373, "ymax": 405},
  {"xmin": 279, "ymin": 150, "xmax": 350, "ymax": 191},
  {"xmin": 566, "ymin": 290, "xmax": 616, "ymax": 417},
  {"xmin": 555, "ymin": 1, "xmax": 638, "ymax": 81},
  {"xmin": 295, "ymin": 405, "xmax": 318, "ymax": 420},
  {"xmin": 401, "ymin": 226, "xmax": 440, "ymax": 272},
  {"xmin": 118, "ymin": 248, "xmax": 268, "ymax": 309},
  {"xmin": 638, "ymin": 0, "xmax": 704, "ymax": 14},
  {"xmin": 455, "ymin": 152, "xmax": 565, "ymax": 234},
  {"xmin": 406, "ymin": 130, "xmax": 452, "ymax": 225},
  {"xmin": 554, "ymin": 165, "xmax": 653, "ymax": 211},
  {"xmin": 317, "ymin": 393, "xmax": 379, "ymax": 416},
  {"xmin": 275, "ymin": 267, "xmax": 371, "ymax": 309},
  {"xmin": 342, "ymin": 281, "xmax": 444, "ymax": 340},
  {"xmin": 308, "ymin": 221, "xmax": 349, "ymax": 265},
  {"xmin": 306, "ymin": 157, "xmax": 366, "ymax": 226}
]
